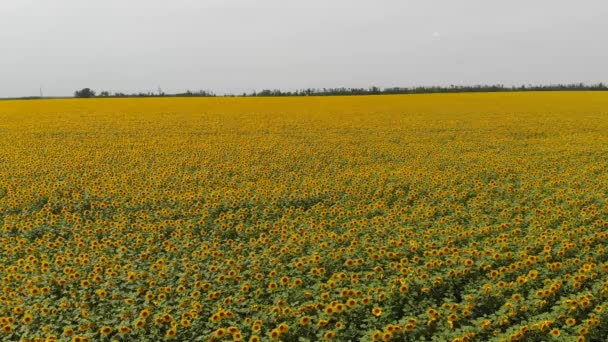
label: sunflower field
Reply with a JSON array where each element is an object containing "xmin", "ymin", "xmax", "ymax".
[{"xmin": 0, "ymin": 92, "xmax": 608, "ymax": 341}]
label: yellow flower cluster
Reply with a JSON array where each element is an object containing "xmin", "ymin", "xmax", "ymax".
[{"xmin": 0, "ymin": 92, "xmax": 607, "ymax": 341}]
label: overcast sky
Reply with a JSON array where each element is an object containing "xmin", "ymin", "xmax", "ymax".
[{"xmin": 1, "ymin": 0, "xmax": 607, "ymax": 97}]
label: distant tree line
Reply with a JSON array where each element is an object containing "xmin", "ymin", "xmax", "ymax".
[
  {"xmin": 70, "ymin": 83, "xmax": 608, "ymax": 98},
  {"xmin": 241, "ymin": 83, "xmax": 608, "ymax": 97},
  {"xmin": 74, "ymin": 88, "xmax": 96, "ymax": 98},
  {"xmin": 74, "ymin": 88, "xmax": 216, "ymax": 98}
]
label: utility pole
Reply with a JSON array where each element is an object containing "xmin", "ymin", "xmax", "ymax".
[{"xmin": 39, "ymin": 86, "xmax": 43, "ymax": 98}]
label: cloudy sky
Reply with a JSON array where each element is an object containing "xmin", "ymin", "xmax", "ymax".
[{"xmin": 1, "ymin": 0, "xmax": 607, "ymax": 97}]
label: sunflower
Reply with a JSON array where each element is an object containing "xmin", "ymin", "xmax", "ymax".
[
  {"xmin": 99, "ymin": 326, "xmax": 112, "ymax": 336},
  {"xmin": 22, "ymin": 315, "xmax": 33, "ymax": 324},
  {"xmin": 299, "ymin": 316, "xmax": 311, "ymax": 326},
  {"xmin": 63, "ymin": 327, "xmax": 75, "ymax": 336},
  {"xmin": 269, "ymin": 329, "xmax": 281, "ymax": 339},
  {"xmin": 134, "ymin": 319, "xmax": 146, "ymax": 329},
  {"xmin": 215, "ymin": 328, "xmax": 226, "ymax": 338},
  {"xmin": 278, "ymin": 323, "xmax": 289, "ymax": 333},
  {"xmin": 323, "ymin": 331, "xmax": 336, "ymax": 340},
  {"xmin": 166, "ymin": 328, "xmax": 177, "ymax": 338}
]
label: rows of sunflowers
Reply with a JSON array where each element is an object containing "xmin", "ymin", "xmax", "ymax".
[{"xmin": 1, "ymin": 92, "xmax": 607, "ymax": 341}]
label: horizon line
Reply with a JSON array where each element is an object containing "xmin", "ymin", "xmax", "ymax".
[{"xmin": 2, "ymin": 82, "xmax": 607, "ymax": 100}]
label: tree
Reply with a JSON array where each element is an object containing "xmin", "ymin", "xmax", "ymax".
[{"xmin": 74, "ymin": 88, "xmax": 96, "ymax": 98}]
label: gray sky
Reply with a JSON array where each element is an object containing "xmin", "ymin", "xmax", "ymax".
[{"xmin": 1, "ymin": 0, "xmax": 607, "ymax": 97}]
